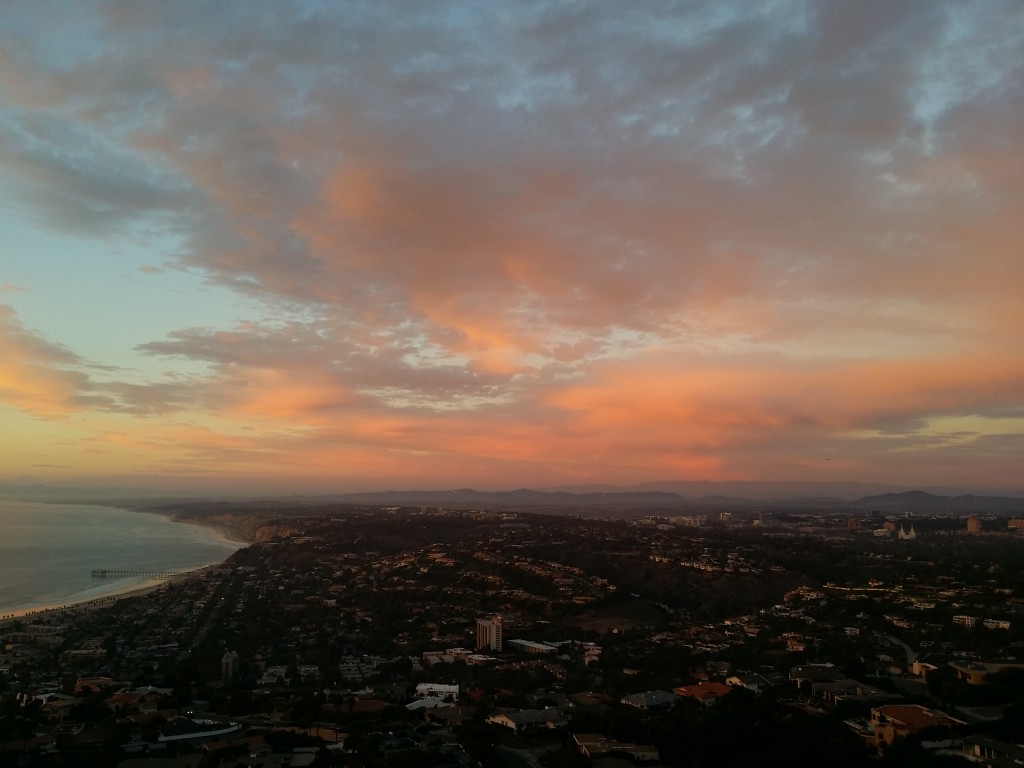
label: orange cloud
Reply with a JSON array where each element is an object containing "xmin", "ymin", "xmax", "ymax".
[
  {"xmin": 0, "ymin": 306, "xmax": 87, "ymax": 417},
  {"xmin": 223, "ymin": 369, "xmax": 362, "ymax": 423}
]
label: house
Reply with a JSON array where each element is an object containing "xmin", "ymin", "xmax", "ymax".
[
  {"xmin": 789, "ymin": 663, "xmax": 846, "ymax": 689},
  {"xmin": 486, "ymin": 709, "xmax": 566, "ymax": 733},
  {"xmin": 810, "ymin": 679, "xmax": 893, "ymax": 706},
  {"xmin": 726, "ymin": 671, "xmax": 785, "ymax": 692},
  {"xmin": 868, "ymin": 704, "xmax": 964, "ymax": 750},
  {"xmin": 157, "ymin": 718, "xmax": 243, "ymax": 744},
  {"xmin": 726, "ymin": 672, "xmax": 764, "ymax": 692},
  {"xmin": 672, "ymin": 682, "xmax": 733, "ymax": 707},
  {"xmin": 573, "ymin": 733, "xmax": 659, "ymax": 762},
  {"xmin": 115, "ymin": 757, "xmax": 205, "ymax": 768},
  {"xmin": 106, "ymin": 691, "xmax": 143, "ymax": 712},
  {"xmin": 507, "ymin": 639, "xmax": 557, "ymax": 654},
  {"xmin": 909, "ymin": 653, "xmax": 948, "ymax": 678},
  {"xmin": 961, "ymin": 735, "xmax": 1024, "ymax": 767},
  {"xmin": 948, "ymin": 660, "xmax": 1024, "ymax": 686},
  {"xmin": 570, "ymin": 691, "xmax": 611, "ymax": 711},
  {"xmin": 620, "ymin": 690, "xmax": 678, "ymax": 711},
  {"xmin": 35, "ymin": 693, "xmax": 78, "ymax": 720},
  {"xmin": 406, "ymin": 696, "xmax": 450, "ymax": 711},
  {"xmin": 415, "ymin": 682, "xmax": 459, "ymax": 701}
]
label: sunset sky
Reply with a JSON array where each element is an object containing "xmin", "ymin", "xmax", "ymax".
[{"xmin": 2, "ymin": 2, "xmax": 1023, "ymax": 495}]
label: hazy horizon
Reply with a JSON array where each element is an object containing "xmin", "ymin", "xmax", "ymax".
[
  {"xmin": 3, "ymin": 477, "xmax": 1023, "ymax": 505},
  {"xmin": 3, "ymin": 2, "xmax": 1023, "ymax": 494}
]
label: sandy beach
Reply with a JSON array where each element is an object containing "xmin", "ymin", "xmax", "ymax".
[
  {"xmin": 0, "ymin": 563, "xmax": 222, "ymax": 626},
  {"xmin": 0, "ymin": 504, "xmax": 252, "ymax": 627},
  {"xmin": 127, "ymin": 504, "xmax": 256, "ymax": 549}
]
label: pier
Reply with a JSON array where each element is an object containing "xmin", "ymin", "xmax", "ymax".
[{"xmin": 90, "ymin": 569, "xmax": 184, "ymax": 579}]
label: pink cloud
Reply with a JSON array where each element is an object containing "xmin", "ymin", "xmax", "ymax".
[
  {"xmin": 0, "ymin": 305, "xmax": 88, "ymax": 417},
  {"xmin": 2, "ymin": 3, "xmax": 1023, "ymax": 491}
]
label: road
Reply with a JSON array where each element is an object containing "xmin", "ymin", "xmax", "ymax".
[
  {"xmin": 880, "ymin": 633, "xmax": 918, "ymax": 663},
  {"xmin": 496, "ymin": 745, "xmax": 546, "ymax": 768}
]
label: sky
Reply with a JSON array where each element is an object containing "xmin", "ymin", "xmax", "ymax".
[{"xmin": 2, "ymin": 1, "xmax": 1023, "ymax": 496}]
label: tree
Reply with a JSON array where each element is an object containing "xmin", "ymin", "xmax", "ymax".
[{"xmin": 455, "ymin": 719, "xmax": 499, "ymax": 765}]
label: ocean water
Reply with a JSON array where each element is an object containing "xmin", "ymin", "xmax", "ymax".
[{"xmin": 0, "ymin": 500, "xmax": 242, "ymax": 615}]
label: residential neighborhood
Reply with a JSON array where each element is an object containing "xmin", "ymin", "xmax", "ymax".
[{"xmin": 2, "ymin": 504, "xmax": 1023, "ymax": 766}]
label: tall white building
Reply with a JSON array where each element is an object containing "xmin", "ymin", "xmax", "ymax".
[
  {"xmin": 476, "ymin": 615, "xmax": 503, "ymax": 652},
  {"xmin": 221, "ymin": 650, "xmax": 240, "ymax": 681}
]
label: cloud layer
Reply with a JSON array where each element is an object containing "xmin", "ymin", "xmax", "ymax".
[{"xmin": 2, "ymin": 1, "xmax": 1023, "ymax": 492}]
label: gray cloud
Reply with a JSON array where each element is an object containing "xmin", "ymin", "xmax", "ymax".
[
  {"xmin": 0, "ymin": 304, "xmax": 83, "ymax": 366},
  {"xmin": 136, "ymin": 319, "xmax": 540, "ymax": 413},
  {"xmin": 2, "ymin": 1, "xmax": 1023, "ymax": 489},
  {"xmin": 0, "ymin": 112, "xmax": 187, "ymax": 235},
  {"xmin": 0, "ymin": 304, "xmax": 203, "ymax": 416},
  {"xmin": 3, "ymin": 2, "xmax": 1018, "ymax": 335}
]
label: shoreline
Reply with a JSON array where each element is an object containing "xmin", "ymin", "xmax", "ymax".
[
  {"xmin": 0, "ymin": 564, "xmax": 219, "ymax": 626},
  {"xmin": 0, "ymin": 496, "xmax": 260, "ymax": 549},
  {"xmin": 0, "ymin": 501, "xmax": 252, "ymax": 626},
  {"xmin": 126, "ymin": 504, "xmax": 256, "ymax": 549}
]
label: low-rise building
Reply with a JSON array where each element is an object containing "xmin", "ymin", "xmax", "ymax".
[
  {"xmin": 621, "ymin": 690, "xmax": 678, "ymax": 711},
  {"xmin": 868, "ymin": 705, "xmax": 964, "ymax": 750},
  {"xmin": 961, "ymin": 735, "xmax": 1024, "ymax": 766},
  {"xmin": 949, "ymin": 660, "xmax": 1024, "ymax": 685},
  {"xmin": 573, "ymin": 733, "xmax": 659, "ymax": 762},
  {"xmin": 507, "ymin": 639, "xmax": 556, "ymax": 654},
  {"xmin": 486, "ymin": 709, "xmax": 566, "ymax": 733},
  {"xmin": 415, "ymin": 682, "xmax": 459, "ymax": 701},
  {"xmin": 672, "ymin": 681, "xmax": 733, "ymax": 707}
]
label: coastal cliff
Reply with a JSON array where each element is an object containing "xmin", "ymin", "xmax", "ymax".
[{"xmin": 131, "ymin": 502, "xmax": 305, "ymax": 545}]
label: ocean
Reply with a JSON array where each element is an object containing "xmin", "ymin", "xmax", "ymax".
[{"xmin": 0, "ymin": 500, "xmax": 242, "ymax": 616}]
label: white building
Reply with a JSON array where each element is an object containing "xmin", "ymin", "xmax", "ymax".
[
  {"xmin": 415, "ymin": 682, "xmax": 459, "ymax": 701},
  {"xmin": 507, "ymin": 639, "xmax": 557, "ymax": 654},
  {"xmin": 476, "ymin": 615, "xmax": 503, "ymax": 652}
]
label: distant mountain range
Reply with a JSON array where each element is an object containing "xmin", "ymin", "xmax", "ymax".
[
  {"xmin": 547, "ymin": 479, "xmax": 912, "ymax": 501},
  {"xmin": 3, "ymin": 481, "xmax": 1023, "ymax": 515},
  {"xmin": 304, "ymin": 486, "xmax": 1024, "ymax": 514},
  {"xmin": 848, "ymin": 490, "xmax": 1024, "ymax": 514}
]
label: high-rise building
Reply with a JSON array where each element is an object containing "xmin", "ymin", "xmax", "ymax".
[
  {"xmin": 966, "ymin": 515, "xmax": 982, "ymax": 534},
  {"xmin": 476, "ymin": 615, "xmax": 503, "ymax": 652},
  {"xmin": 221, "ymin": 650, "xmax": 240, "ymax": 681}
]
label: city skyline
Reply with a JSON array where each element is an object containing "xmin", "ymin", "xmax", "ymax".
[{"xmin": 2, "ymin": 2, "xmax": 1023, "ymax": 495}]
